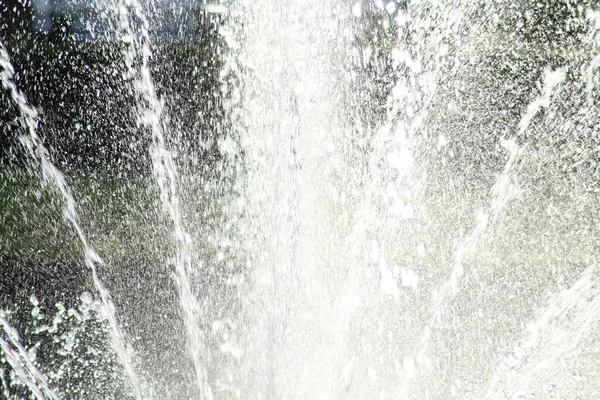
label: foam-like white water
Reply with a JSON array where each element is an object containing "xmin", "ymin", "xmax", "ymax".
[
  {"xmin": 224, "ymin": 1, "xmax": 362, "ymax": 398},
  {"xmin": 222, "ymin": 1, "xmax": 600, "ymax": 399}
]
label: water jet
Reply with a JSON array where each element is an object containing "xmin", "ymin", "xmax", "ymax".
[{"xmin": 1, "ymin": 0, "xmax": 600, "ymax": 399}]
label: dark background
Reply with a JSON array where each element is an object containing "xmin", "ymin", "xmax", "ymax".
[{"xmin": 0, "ymin": 0, "xmax": 225, "ymax": 173}]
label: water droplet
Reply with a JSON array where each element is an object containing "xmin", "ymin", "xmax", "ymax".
[
  {"xmin": 438, "ymin": 134, "xmax": 448, "ymax": 148},
  {"xmin": 368, "ymin": 366, "xmax": 378, "ymax": 381},
  {"xmin": 352, "ymin": 2, "xmax": 362, "ymax": 17},
  {"xmin": 385, "ymin": 2, "xmax": 397, "ymax": 14},
  {"xmin": 80, "ymin": 292, "xmax": 93, "ymax": 305},
  {"xmin": 416, "ymin": 242, "xmax": 426, "ymax": 257}
]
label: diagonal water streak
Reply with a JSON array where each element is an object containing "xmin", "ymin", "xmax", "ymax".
[
  {"xmin": 113, "ymin": 2, "xmax": 213, "ymax": 398},
  {"xmin": 0, "ymin": 315, "xmax": 60, "ymax": 400},
  {"xmin": 484, "ymin": 267, "xmax": 600, "ymax": 398},
  {"xmin": 0, "ymin": 42, "xmax": 145, "ymax": 400},
  {"xmin": 0, "ymin": 338, "xmax": 47, "ymax": 400},
  {"xmin": 414, "ymin": 68, "xmax": 566, "ymax": 374}
]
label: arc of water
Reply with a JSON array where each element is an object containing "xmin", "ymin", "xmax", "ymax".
[
  {"xmin": 0, "ymin": 338, "xmax": 47, "ymax": 400},
  {"xmin": 0, "ymin": 43, "xmax": 145, "ymax": 400},
  {"xmin": 483, "ymin": 267, "xmax": 600, "ymax": 398},
  {"xmin": 113, "ymin": 2, "xmax": 213, "ymax": 398},
  {"xmin": 413, "ymin": 68, "xmax": 566, "ymax": 373},
  {"xmin": 0, "ymin": 315, "xmax": 60, "ymax": 400}
]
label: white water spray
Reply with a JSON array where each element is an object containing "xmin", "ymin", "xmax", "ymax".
[
  {"xmin": 113, "ymin": 2, "xmax": 213, "ymax": 398},
  {"xmin": 0, "ymin": 42, "xmax": 145, "ymax": 400},
  {"xmin": 414, "ymin": 68, "xmax": 566, "ymax": 377},
  {"xmin": 0, "ymin": 314, "xmax": 60, "ymax": 400}
]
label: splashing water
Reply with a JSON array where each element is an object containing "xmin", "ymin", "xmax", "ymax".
[
  {"xmin": 112, "ymin": 1, "xmax": 213, "ymax": 398},
  {"xmin": 2, "ymin": 0, "xmax": 600, "ymax": 399},
  {"xmin": 0, "ymin": 314, "xmax": 60, "ymax": 400},
  {"xmin": 224, "ymin": 1, "xmax": 359, "ymax": 397},
  {"xmin": 484, "ymin": 266, "xmax": 600, "ymax": 398},
  {"xmin": 0, "ymin": 42, "xmax": 145, "ymax": 399},
  {"xmin": 414, "ymin": 68, "xmax": 567, "ymax": 374}
]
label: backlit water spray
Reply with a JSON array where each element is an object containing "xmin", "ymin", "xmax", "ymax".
[
  {"xmin": 0, "ymin": 314, "xmax": 60, "ymax": 400},
  {"xmin": 411, "ymin": 67, "xmax": 566, "ymax": 387},
  {"xmin": 0, "ymin": 43, "xmax": 145, "ymax": 399},
  {"xmin": 113, "ymin": 1, "xmax": 213, "ymax": 398},
  {"xmin": 2, "ymin": 0, "xmax": 600, "ymax": 399}
]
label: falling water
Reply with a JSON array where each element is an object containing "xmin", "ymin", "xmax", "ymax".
[
  {"xmin": 111, "ymin": 1, "xmax": 213, "ymax": 398},
  {"xmin": 0, "ymin": 43, "xmax": 145, "ymax": 399},
  {"xmin": 0, "ymin": 314, "xmax": 60, "ymax": 400},
  {"xmin": 484, "ymin": 266, "xmax": 600, "ymax": 398},
  {"xmin": 2, "ymin": 0, "xmax": 600, "ymax": 399},
  {"xmin": 414, "ymin": 68, "xmax": 567, "ymax": 374}
]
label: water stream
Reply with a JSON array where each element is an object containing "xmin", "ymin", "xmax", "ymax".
[
  {"xmin": 113, "ymin": 1, "xmax": 213, "ymax": 398},
  {"xmin": 0, "ymin": 41, "xmax": 145, "ymax": 399},
  {"xmin": 1, "ymin": 0, "xmax": 600, "ymax": 399}
]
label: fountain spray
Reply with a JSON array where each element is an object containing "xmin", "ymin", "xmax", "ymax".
[
  {"xmin": 0, "ymin": 42, "xmax": 146, "ymax": 400},
  {"xmin": 113, "ymin": 1, "xmax": 214, "ymax": 398}
]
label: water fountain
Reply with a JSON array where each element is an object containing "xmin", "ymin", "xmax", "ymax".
[{"xmin": 1, "ymin": 0, "xmax": 600, "ymax": 399}]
